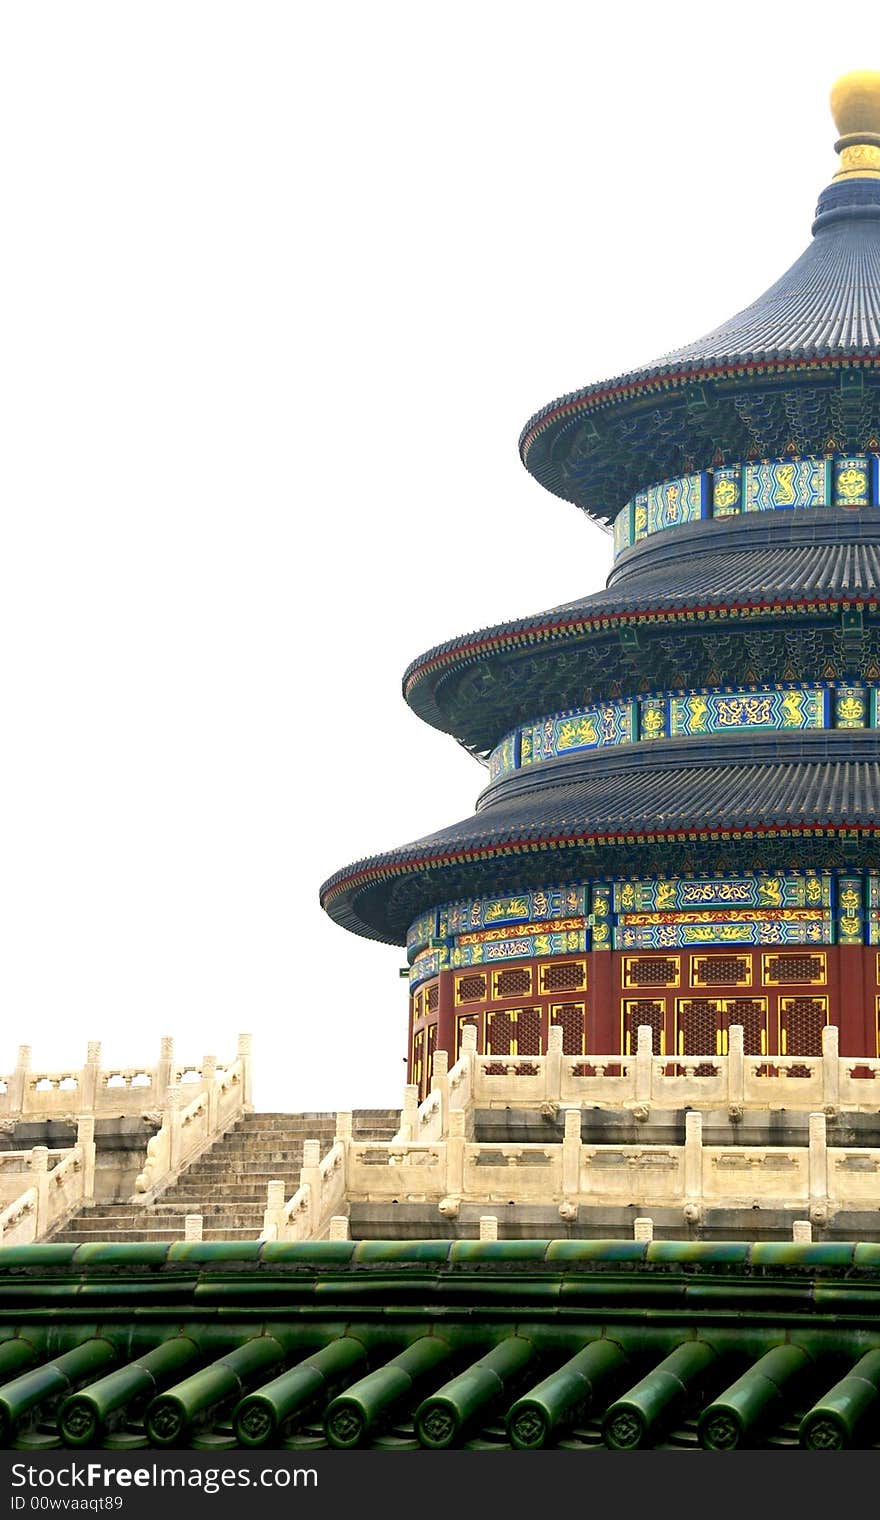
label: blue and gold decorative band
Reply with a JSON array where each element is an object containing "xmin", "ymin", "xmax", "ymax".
[
  {"xmin": 488, "ymin": 683, "xmax": 864, "ymax": 783},
  {"xmin": 406, "ymin": 873, "xmax": 871, "ymax": 985},
  {"xmin": 612, "ymin": 454, "xmax": 879, "ymax": 558}
]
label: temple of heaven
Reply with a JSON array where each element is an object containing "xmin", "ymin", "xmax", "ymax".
[{"xmin": 321, "ymin": 72, "xmax": 880, "ymax": 1100}]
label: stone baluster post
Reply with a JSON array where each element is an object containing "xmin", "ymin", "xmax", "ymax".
[
  {"xmin": 401, "ymin": 1085, "xmax": 419, "ymax": 1142},
  {"xmin": 329, "ymin": 1216, "xmax": 350, "ymax": 1241},
  {"xmin": 238, "ymin": 1033, "xmax": 254, "ymax": 1110},
  {"xmin": 300, "ymin": 1140, "xmax": 322, "ymax": 1235},
  {"xmin": 156, "ymin": 1037, "xmax": 175, "ymax": 1106},
  {"xmin": 447, "ymin": 1110, "xmax": 466, "ymax": 1197},
  {"xmin": 80, "ymin": 1042, "xmax": 101, "ymax": 1114},
  {"xmin": 562, "ymin": 1108, "xmax": 582, "ymax": 1196},
  {"xmin": 793, "ymin": 1220, "xmax": 812, "ymax": 1243},
  {"xmin": 460, "ymin": 1024, "xmax": 477, "ymax": 1099},
  {"xmin": 822, "ymin": 1024, "xmax": 840, "ymax": 1110},
  {"xmin": 166, "ymin": 1084, "xmax": 182, "ymax": 1172},
  {"xmin": 184, "ymin": 1215, "xmax": 203, "ymax": 1242},
  {"xmin": 335, "ymin": 1112, "xmax": 351, "ymax": 1189},
  {"xmin": 545, "ymin": 1023, "xmax": 563, "ymax": 1102},
  {"xmin": 809, "ymin": 1111, "xmax": 828, "ymax": 1220},
  {"xmin": 202, "ymin": 1055, "xmax": 218, "ymax": 1134},
  {"xmin": 9, "ymin": 1046, "xmax": 31, "ymax": 1119},
  {"xmin": 76, "ymin": 1116, "xmax": 96, "ymax": 1204},
  {"xmin": 263, "ymin": 1180, "xmax": 286, "ymax": 1240},
  {"xmin": 727, "ymin": 1025, "xmax": 744, "ymax": 1107},
  {"xmin": 634, "ymin": 1217, "xmax": 654, "ymax": 1243},
  {"xmin": 431, "ymin": 1050, "xmax": 449, "ymax": 1135},
  {"xmin": 635, "ymin": 1025, "xmax": 653, "ymax": 1105},
  {"xmin": 479, "ymin": 1216, "xmax": 498, "ymax": 1242},
  {"xmin": 31, "ymin": 1147, "xmax": 50, "ymax": 1239},
  {"xmin": 684, "ymin": 1111, "xmax": 703, "ymax": 1204}
]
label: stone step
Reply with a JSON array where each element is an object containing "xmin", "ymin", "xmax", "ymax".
[{"xmin": 53, "ymin": 1227, "xmax": 261, "ymax": 1243}]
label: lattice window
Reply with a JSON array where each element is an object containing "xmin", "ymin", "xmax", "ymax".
[
  {"xmin": 411, "ymin": 1029, "xmax": 425, "ymax": 1091},
  {"xmin": 780, "ymin": 997, "xmax": 828, "ymax": 1056},
  {"xmin": 540, "ymin": 960, "xmax": 587, "ymax": 993},
  {"xmin": 622, "ymin": 1000, "xmax": 665, "ymax": 1054},
  {"xmin": 692, "ymin": 955, "xmax": 751, "ymax": 988},
  {"xmin": 455, "ymin": 973, "xmax": 488, "ymax": 1005},
  {"xmin": 551, "ymin": 1002, "xmax": 586, "ymax": 1055},
  {"xmin": 493, "ymin": 967, "xmax": 533, "ymax": 1000},
  {"xmin": 516, "ymin": 1008, "xmax": 543, "ymax": 1057},
  {"xmin": 455, "ymin": 1013, "xmax": 482, "ymax": 1058},
  {"xmin": 412, "ymin": 990, "xmax": 423, "ymax": 1020},
  {"xmin": 426, "ymin": 983, "xmax": 439, "ymax": 1014},
  {"xmin": 426, "ymin": 1024, "xmax": 437, "ymax": 1087},
  {"xmin": 763, "ymin": 953, "xmax": 826, "ymax": 986},
  {"xmin": 676, "ymin": 999, "xmax": 720, "ymax": 1056},
  {"xmin": 486, "ymin": 1009, "xmax": 515, "ymax": 1056},
  {"xmin": 623, "ymin": 956, "xmax": 680, "ymax": 988},
  {"xmin": 725, "ymin": 998, "xmax": 767, "ymax": 1055}
]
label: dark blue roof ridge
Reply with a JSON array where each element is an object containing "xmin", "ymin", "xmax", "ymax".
[
  {"xmin": 320, "ymin": 742, "xmax": 880, "ymax": 941},
  {"xmin": 519, "ymin": 173, "xmax": 880, "ymax": 519},
  {"xmin": 401, "ymin": 512, "xmax": 880, "ymax": 745}
]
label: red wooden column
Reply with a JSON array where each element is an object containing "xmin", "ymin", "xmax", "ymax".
[
  {"xmin": 436, "ymin": 969, "xmax": 456, "ymax": 1065},
  {"xmin": 590, "ymin": 950, "xmax": 616, "ymax": 1052}
]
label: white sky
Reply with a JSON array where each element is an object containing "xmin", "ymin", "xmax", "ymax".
[{"xmin": 1, "ymin": 1, "xmax": 875, "ymax": 1113}]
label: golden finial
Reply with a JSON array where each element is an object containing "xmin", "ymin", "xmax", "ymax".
[{"xmin": 830, "ymin": 70, "xmax": 880, "ymax": 179}]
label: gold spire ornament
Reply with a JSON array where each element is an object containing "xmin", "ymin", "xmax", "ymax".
[{"xmin": 830, "ymin": 70, "xmax": 880, "ymax": 179}]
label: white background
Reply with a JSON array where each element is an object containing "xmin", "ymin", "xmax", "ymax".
[{"xmin": 0, "ymin": 1, "xmax": 873, "ymax": 1111}]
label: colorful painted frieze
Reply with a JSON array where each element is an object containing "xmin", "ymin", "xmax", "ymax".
[
  {"xmin": 590, "ymin": 883, "xmax": 612, "ymax": 951},
  {"xmin": 519, "ymin": 701, "xmax": 636, "ymax": 768},
  {"xmin": 833, "ymin": 454, "xmax": 871, "ymax": 507},
  {"xmin": 442, "ymin": 886, "xmax": 588, "ymax": 937},
  {"xmin": 613, "ymin": 876, "xmax": 832, "ymax": 914},
  {"xmin": 613, "ymin": 503, "xmax": 634, "ymax": 556},
  {"xmin": 668, "ymin": 686, "xmax": 827, "ymax": 737},
  {"xmin": 744, "ymin": 458, "xmax": 831, "ymax": 512},
  {"xmin": 837, "ymin": 876, "xmax": 864, "ymax": 945},
  {"xmin": 638, "ymin": 698, "xmax": 668, "ymax": 741},
  {"xmin": 409, "ymin": 947, "xmax": 447, "ymax": 989},
  {"xmin": 835, "ymin": 686, "xmax": 868, "ymax": 728},
  {"xmin": 407, "ymin": 909, "xmax": 439, "ymax": 961},
  {"xmin": 488, "ymin": 731, "xmax": 517, "ymax": 783},
  {"xmin": 616, "ymin": 919, "xmax": 833, "ymax": 949},
  {"xmin": 645, "ymin": 472, "xmax": 707, "ymax": 537},
  {"xmin": 451, "ymin": 928, "xmax": 588, "ymax": 969},
  {"xmin": 632, "ymin": 492, "xmax": 649, "ymax": 542},
  {"xmin": 711, "ymin": 465, "xmax": 742, "ymax": 516}
]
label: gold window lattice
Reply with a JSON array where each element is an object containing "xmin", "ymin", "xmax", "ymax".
[
  {"xmin": 622, "ymin": 1000, "xmax": 665, "ymax": 1054},
  {"xmin": 763, "ymin": 953, "xmax": 827, "ymax": 986},
  {"xmin": 426, "ymin": 983, "xmax": 439, "ymax": 1014},
  {"xmin": 692, "ymin": 955, "xmax": 751, "ymax": 988},
  {"xmin": 676, "ymin": 999, "xmax": 720, "ymax": 1056},
  {"xmin": 725, "ymin": 998, "xmax": 768, "ymax": 1055},
  {"xmin": 455, "ymin": 1013, "xmax": 482, "ymax": 1058},
  {"xmin": 486, "ymin": 1006, "xmax": 542, "ymax": 1057},
  {"xmin": 455, "ymin": 973, "xmax": 488, "ymax": 1006},
  {"xmin": 539, "ymin": 960, "xmax": 587, "ymax": 993},
  {"xmin": 780, "ymin": 997, "xmax": 828, "ymax": 1056},
  {"xmin": 623, "ymin": 956, "xmax": 680, "ymax": 989},
  {"xmin": 550, "ymin": 1002, "xmax": 586, "ymax": 1055},
  {"xmin": 492, "ymin": 966, "xmax": 533, "ymax": 1000}
]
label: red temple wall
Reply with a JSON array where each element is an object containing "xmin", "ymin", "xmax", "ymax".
[{"xmin": 406, "ymin": 945, "xmax": 880, "ymax": 1098}]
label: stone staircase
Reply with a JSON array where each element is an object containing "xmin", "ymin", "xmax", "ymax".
[{"xmin": 51, "ymin": 1109, "xmax": 400, "ymax": 1244}]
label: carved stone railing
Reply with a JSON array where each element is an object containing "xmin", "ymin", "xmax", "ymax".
[
  {"xmin": 0, "ymin": 1118, "xmax": 97, "ymax": 1246},
  {"xmin": 466, "ymin": 1023, "xmax": 875, "ymax": 1115},
  {"xmin": 328, "ymin": 1107, "xmax": 864, "ymax": 1230},
  {"xmin": 260, "ymin": 1116, "xmax": 349, "ymax": 1243},
  {"xmin": 0, "ymin": 1033, "xmax": 254, "ymax": 1126},
  {"xmin": 131, "ymin": 1040, "xmax": 251, "ymax": 1204}
]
